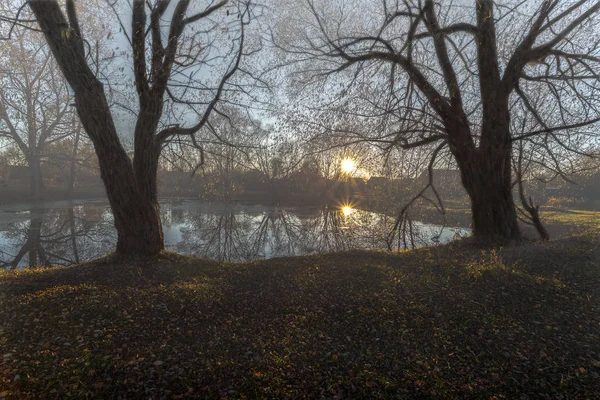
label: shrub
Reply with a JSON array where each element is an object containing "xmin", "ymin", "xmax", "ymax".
[{"xmin": 464, "ymin": 249, "xmax": 506, "ymax": 280}]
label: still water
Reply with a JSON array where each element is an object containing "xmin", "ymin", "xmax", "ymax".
[{"xmin": 0, "ymin": 199, "xmax": 470, "ymax": 268}]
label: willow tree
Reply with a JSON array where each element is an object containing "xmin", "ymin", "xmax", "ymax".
[
  {"xmin": 277, "ymin": 0, "xmax": 600, "ymax": 241},
  {"xmin": 22, "ymin": 0, "xmax": 252, "ymax": 255}
]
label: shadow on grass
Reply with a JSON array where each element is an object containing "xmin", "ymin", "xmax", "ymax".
[{"xmin": 0, "ymin": 235, "xmax": 599, "ymax": 398}]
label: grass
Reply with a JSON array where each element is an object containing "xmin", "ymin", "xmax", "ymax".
[
  {"xmin": 0, "ymin": 233, "xmax": 599, "ymax": 399},
  {"xmin": 417, "ymin": 202, "xmax": 600, "ymax": 237},
  {"xmin": 541, "ymin": 208, "xmax": 600, "ymax": 227}
]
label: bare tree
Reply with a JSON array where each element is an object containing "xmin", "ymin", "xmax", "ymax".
[
  {"xmin": 0, "ymin": 206, "xmax": 114, "ymax": 269},
  {"xmin": 0, "ymin": 19, "xmax": 72, "ymax": 198},
  {"xmin": 514, "ymin": 140, "xmax": 550, "ymax": 241},
  {"xmin": 14, "ymin": 0, "xmax": 256, "ymax": 256},
  {"xmin": 276, "ymin": 0, "xmax": 600, "ymax": 241}
]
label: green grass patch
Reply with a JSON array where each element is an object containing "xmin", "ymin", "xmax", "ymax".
[{"xmin": 541, "ymin": 208, "xmax": 600, "ymax": 227}]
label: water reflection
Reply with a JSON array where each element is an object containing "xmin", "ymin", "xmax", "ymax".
[
  {"xmin": 0, "ymin": 203, "xmax": 114, "ymax": 269},
  {"xmin": 342, "ymin": 205, "xmax": 354, "ymax": 217},
  {"xmin": 0, "ymin": 200, "xmax": 470, "ymax": 268}
]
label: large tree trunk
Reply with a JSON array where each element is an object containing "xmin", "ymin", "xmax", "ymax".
[
  {"xmin": 79, "ymin": 82, "xmax": 163, "ymax": 256},
  {"xmin": 452, "ymin": 1, "xmax": 519, "ymax": 242},
  {"xmin": 457, "ymin": 145, "xmax": 521, "ymax": 242},
  {"xmin": 91, "ymin": 124, "xmax": 163, "ymax": 256},
  {"xmin": 28, "ymin": 1, "xmax": 164, "ymax": 257}
]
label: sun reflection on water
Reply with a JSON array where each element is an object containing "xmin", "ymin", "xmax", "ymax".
[{"xmin": 342, "ymin": 205, "xmax": 354, "ymax": 217}]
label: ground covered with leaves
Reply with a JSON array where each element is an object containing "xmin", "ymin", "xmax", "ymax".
[{"xmin": 1, "ymin": 233, "xmax": 599, "ymax": 399}]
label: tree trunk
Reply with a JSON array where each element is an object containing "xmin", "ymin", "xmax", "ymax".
[
  {"xmin": 92, "ymin": 131, "xmax": 163, "ymax": 256},
  {"xmin": 63, "ymin": 70, "xmax": 164, "ymax": 256},
  {"xmin": 28, "ymin": 2, "xmax": 165, "ymax": 257},
  {"xmin": 529, "ymin": 211, "xmax": 550, "ymax": 241},
  {"xmin": 87, "ymin": 105, "xmax": 163, "ymax": 256},
  {"xmin": 113, "ymin": 196, "xmax": 163, "ymax": 256},
  {"xmin": 117, "ymin": 140, "xmax": 164, "ymax": 256},
  {"xmin": 29, "ymin": 156, "xmax": 45, "ymax": 199},
  {"xmin": 517, "ymin": 167, "xmax": 550, "ymax": 241},
  {"xmin": 457, "ymin": 146, "xmax": 521, "ymax": 242},
  {"xmin": 28, "ymin": 211, "xmax": 43, "ymax": 267},
  {"xmin": 68, "ymin": 206, "xmax": 80, "ymax": 263},
  {"xmin": 67, "ymin": 125, "xmax": 81, "ymax": 195}
]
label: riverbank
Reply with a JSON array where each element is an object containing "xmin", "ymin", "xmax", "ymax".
[
  {"xmin": 413, "ymin": 201, "xmax": 600, "ymax": 239},
  {"xmin": 0, "ymin": 188, "xmax": 326, "ymax": 208},
  {"xmin": 1, "ymin": 233, "xmax": 598, "ymax": 399}
]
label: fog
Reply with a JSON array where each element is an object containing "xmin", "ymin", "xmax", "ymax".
[
  {"xmin": 0, "ymin": 0, "xmax": 599, "ymax": 265},
  {"xmin": 1, "ymin": 2, "xmax": 600, "ymax": 398}
]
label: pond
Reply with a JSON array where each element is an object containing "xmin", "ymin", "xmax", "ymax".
[{"xmin": 0, "ymin": 199, "xmax": 470, "ymax": 268}]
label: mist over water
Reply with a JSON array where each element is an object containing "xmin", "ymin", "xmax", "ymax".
[
  {"xmin": 0, "ymin": 199, "xmax": 469, "ymax": 268},
  {"xmin": 0, "ymin": 0, "xmax": 597, "ymax": 262}
]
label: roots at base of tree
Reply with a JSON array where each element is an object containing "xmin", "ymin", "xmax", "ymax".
[{"xmin": 114, "ymin": 232, "xmax": 164, "ymax": 258}]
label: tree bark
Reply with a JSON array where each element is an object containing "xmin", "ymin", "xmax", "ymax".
[
  {"xmin": 457, "ymin": 145, "xmax": 521, "ymax": 242},
  {"xmin": 28, "ymin": 1, "xmax": 164, "ymax": 257},
  {"xmin": 516, "ymin": 152, "xmax": 550, "ymax": 241},
  {"xmin": 76, "ymin": 79, "xmax": 163, "ymax": 256},
  {"xmin": 28, "ymin": 0, "xmax": 238, "ymax": 257}
]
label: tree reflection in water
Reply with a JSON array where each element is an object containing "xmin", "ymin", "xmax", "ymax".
[
  {"xmin": 0, "ymin": 204, "xmax": 114, "ymax": 269},
  {"xmin": 0, "ymin": 201, "xmax": 470, "ymax": 268},
  {"xmin": 172, "ymin": 204, "xmax": 469, "ymax": 262}
]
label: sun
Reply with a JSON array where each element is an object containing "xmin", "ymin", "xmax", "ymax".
[
  {"xmin": 342, "ymin": 205, "xmax": 354, "ymax": 216},
  {"xmin": 340, "ymin": 158, "xmax": 356, "ymax": 174}
]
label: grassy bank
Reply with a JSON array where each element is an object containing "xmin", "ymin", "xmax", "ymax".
[
  {"xmin": 416, "ymin": 202, "xmax": 600, "ymax": 238},
  {"xmin": 1, "ymin": 234, "xmax": 599, "ymax": 399}
]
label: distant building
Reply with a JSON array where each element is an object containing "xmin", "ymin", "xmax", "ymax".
[
  {"xmin": 417, "ymin": 169, "xmax": 465, "ymax": 198},
  {"xmin": 366, "ymin": 176, "xmax": 389, "ymax": 191},
  {"xmin": 348, "ymin": 177, "xmax": 366, "ymax": 190}
]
